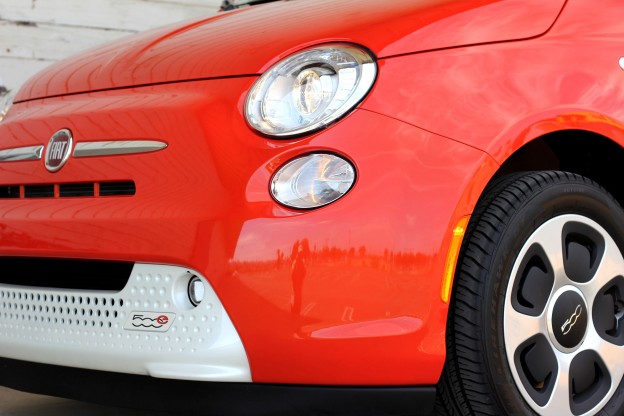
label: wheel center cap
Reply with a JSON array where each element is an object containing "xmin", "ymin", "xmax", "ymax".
[{"xmin": 549, "ymin": 287, "xmax": 588, "ymax": 351}]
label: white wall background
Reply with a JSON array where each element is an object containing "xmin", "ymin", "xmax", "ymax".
[{"xmin": 0, "ymin": 0, "xmax": 222, "ymax": 96}]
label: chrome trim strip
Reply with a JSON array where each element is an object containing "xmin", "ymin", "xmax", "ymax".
[
  {"xmin": 0, "ymin": 145, "xmax": 44, "ymax": 162},
  {"xmin": 73, "ymin": 140, "xmax": 167, "ymax": 157}
]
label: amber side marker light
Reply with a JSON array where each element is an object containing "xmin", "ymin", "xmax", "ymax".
[{"xmin": 441, "ymin": 216, "xmax": 470, "ymax": 304}]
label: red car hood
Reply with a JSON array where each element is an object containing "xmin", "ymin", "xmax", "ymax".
[{"xmin": 16, "ymin": 0, "xmax": 566, "ymax": 102}]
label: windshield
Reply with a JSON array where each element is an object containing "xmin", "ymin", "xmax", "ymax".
[{"xmin": 220, "ymin": 0, "xmax": 282, "ymax": 10}]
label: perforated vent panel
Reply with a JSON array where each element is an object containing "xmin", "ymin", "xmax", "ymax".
[
  {"xmin": 1, "ymin": 291, "xmax": 123, "ymax": 331},
  {"xmin": 0, "ymin": 263, "xmax": 250, "ymax": 382}
]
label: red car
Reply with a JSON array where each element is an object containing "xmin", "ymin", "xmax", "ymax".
[{"xmin": 1, "ymin": 0, "xmax": 623, "ymax": 415}]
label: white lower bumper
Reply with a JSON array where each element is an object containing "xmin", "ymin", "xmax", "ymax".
[{"xmin": 0, "ymin": 263, "xmax": 251, "ymax": 382}]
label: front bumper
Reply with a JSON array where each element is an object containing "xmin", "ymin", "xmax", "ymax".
[{"xmin": 0, "ymin": 78, "xmax": 496, "ymax": 386}]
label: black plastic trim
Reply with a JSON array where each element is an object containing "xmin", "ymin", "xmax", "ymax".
[
  {"xmin": 59, "ymin": 183, "xmax": 95, "ymax": 197},
  {"xmin": 0, "ymin": 185, "xmax": 20, "ymax": 198},
  {"xmin": 24, "ymin": 184, "xmax": 54, "ymax": 198},
  {"xmin": 100, "ymin": 181, "xmax": 136, "ymax": 196},
  {"xmin": 0, "ymin": 358, "xmax": 435, "ymax": 416},
  {"xmin": 0, "ymin": 257, "xmax": 133, "ymax": 291}
]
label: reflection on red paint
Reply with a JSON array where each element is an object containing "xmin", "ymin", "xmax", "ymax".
[{"xmin": 309, "ymin": 317, "xmax": 423, "ymax": 340}]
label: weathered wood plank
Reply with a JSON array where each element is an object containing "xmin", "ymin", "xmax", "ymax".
[
  {"xmin": 0, "ymin": 0, "xmax": 224, "ymax": 93},
  {"xmin": 0, "ymin": 20, "xmax": 132, "ymax": 61},
  {"xmin": 0, "ymin": 57, "xmax": 51, "ymax": 94},
  {"xmin": 0, "ymin": 0, "xmax": 221, "ymax": 32}
]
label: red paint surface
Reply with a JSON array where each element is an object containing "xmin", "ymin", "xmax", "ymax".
[
  {"xmin": 2, "ymin": 0, "xmax": 624, "ymax": 386},
  {"xmin": 15, "ymin": 0, "xmax": 564, "ymax": 102}
]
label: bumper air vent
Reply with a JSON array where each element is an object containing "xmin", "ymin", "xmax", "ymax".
[
  {"xmin": 60, "ymin": 183, "xmax": 95, "ymax": 197},
  {"xmin": 99, "ymin": 181, "xmax": 136, "ymax": 196},
  {"xmin": 0, "ymin": 181, "xmax": 136, "ymax": 199},
  {"xmin": 0, "ymin": 186, "xmax": 20, "ymax": 199},
  {"xmin": 24, "ymin": 185, "xmax": 54, "ymax": 198}
]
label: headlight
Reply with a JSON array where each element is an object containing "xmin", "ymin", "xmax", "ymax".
[
  {"xmin": 271, "ymin": 153, "xmax": 356, "ymax": 209},
  {"xmin": 0, "ymin": 93, "xmax": 13, "ymax": 123},
  {"xmin": 246, "ymin": 44, "xmax": 377, "ymax": 137}
]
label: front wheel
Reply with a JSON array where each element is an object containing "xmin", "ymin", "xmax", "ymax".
[{"xmin": 438, "ymin": 171, "xmax": 624, "ymax": 416}]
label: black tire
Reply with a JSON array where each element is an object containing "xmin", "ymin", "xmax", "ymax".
[{"xmin": 437, "ymin": 171, "xmax": 624, "ymax": 416}]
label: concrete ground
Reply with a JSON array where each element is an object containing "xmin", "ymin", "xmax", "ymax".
[{"xmin": 0, "ymin": 387, "xmax": 173, "ymax": 416}]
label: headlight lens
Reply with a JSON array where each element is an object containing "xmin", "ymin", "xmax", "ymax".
[
  {"xmin": 246, "ymin": 44, "xmax": 377, "ymax": 137},
  {"xmin": 271, "ymin": 153, "xmax": 356, "ymax": 209},
  {"xmin": 0, "ymin": 93, "xmax": 13, "ymax": 123}
]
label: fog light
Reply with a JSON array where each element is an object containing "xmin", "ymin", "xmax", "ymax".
[
  {"xmin": 188, "ymin": 275, "xmax": 205, "ymax": 306},
  {"xmin": 271, "ymin": 153, "xmax": 356, "ymax": 209}
]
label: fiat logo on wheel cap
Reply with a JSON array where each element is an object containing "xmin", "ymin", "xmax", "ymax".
[
  {"xmin": 561, "ymin": 304, "xmax": 583, "ymax": 335},
  {"xmin": 45, "ymin": 129, "xmax": 73, "ymax": 172}
]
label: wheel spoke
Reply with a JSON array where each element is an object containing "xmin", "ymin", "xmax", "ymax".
[
  {"xmin": 534, "ymin": 219, "xmax": 566, "ymax": 288},
  {"xmin": 566, "ymin": 335, "xmax": 618, "ymax": 415},
  {"xmin": 593, "ymin": 335, "xmax": 624, "ymax": 385},
  {"xmin": 583, "ymin": 238, "xmax": 624, "ymax": 305},
  {"xmin": 541, "ymin": 352, "xmax": 573, "ymax": 415},
  {"xmin": 504, "ymin": 307, "xmax": 542, "ymax": 353}
]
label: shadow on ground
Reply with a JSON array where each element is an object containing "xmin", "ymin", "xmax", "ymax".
[{"xmin": 0, "ymin": 387, "xmax": 172, "ymax": 416}]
